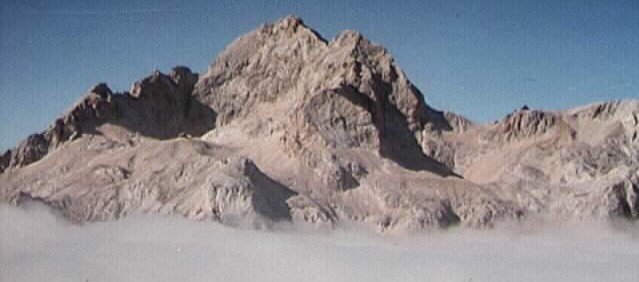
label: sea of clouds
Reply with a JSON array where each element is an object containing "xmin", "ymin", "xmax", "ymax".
[{"xmin": 1, "ymin": 203, "xmax": 639, "ymax": 282}]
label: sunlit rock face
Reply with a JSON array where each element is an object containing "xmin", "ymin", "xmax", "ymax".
[{"xmin": 1, "ymin": 15, "xmax": 638, "ymax": 233}]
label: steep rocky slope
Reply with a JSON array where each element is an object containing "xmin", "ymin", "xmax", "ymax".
[
  {"xmin": 433, "ymin": 101, "xmax": 639, "ymax": 219},
  {"xmin": 1, "ymin": 16, "xmax": 637, "ymax": 233}
]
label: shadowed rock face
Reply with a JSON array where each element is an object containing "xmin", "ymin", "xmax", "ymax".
[
  {"xmin": 1, "ymin": 15, "xmax": 638, "ymax": 232},
  {"xmin": 8, "ymin": 134, "xmax": 49, "ymax": 169},
  {"xmin": 0, "ymin": 150, "xmax": 10, "ymax": 173},
  {"xmin": 115, "ymin": 68, "xmax": 217, "ymax": 139}
]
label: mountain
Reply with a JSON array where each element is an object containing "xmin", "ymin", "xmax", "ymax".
[{"xmin": 1, "ymin": 16, "xmax": 637, "ymax": 233}]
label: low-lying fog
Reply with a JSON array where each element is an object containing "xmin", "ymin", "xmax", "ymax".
[{"xmin": 1, "ymin": 204, "xmax": 638, "ymax": 282}]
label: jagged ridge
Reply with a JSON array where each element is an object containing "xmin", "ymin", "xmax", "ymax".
[{"xmin": 1, "ymin": 15, "xmax": 638, "ymax": 233}]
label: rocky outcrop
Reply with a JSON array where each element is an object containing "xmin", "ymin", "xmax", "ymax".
[
  {"xmin": 50, "ymin": 83, "xmax": 117, "ymax": 144},
  {"xmin": 0, "ymin": 150, "xmax": 10, "ymax": 173},
  {"xmin": 4, "ymin": 84, "xmax": 117, "ymax": 169},
  {"xmin": 118, "ymin": 67, "xmax": 216, "ymax": 138},
  {"xmin": 443, "ymin": 111, "xmax": 473, "ymax": 133},
  {"xmin": 497, "ymin": 109, "xmax": 558, "ymax": 141},
  {"xmin": 8, "ymin": 134, "xmax": 49, "ymax": 169},
  {"xmin": 2, "ymin": 67, "xmax": 216, "ymax": 172}
]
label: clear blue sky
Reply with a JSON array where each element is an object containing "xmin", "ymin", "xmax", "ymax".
[{"xmin": 1, "ymin": 0, "xmax": 638, "ymax": 151}]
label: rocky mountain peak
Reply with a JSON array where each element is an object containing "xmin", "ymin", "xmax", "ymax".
[
  {"xmin": 192, "ymin": 17, "xmax": 456, "ymax": 175},
  {"xmin": 170, "ymin": 66, "xmax": 199, "ymax": 90},
  {"xmin": 90, "ymin": 83, "xmax": 113, "ymax": 99},
  {"xmin": 571, "ymin": 100, "xmax": 639, "ymax": 122},
  {"xmin": 271, "ymin": 14, "xmax": 306, "ymax": 32},
  {"xmin": 3, "ymin": 16, "xmax": 638, "ymax": 233},
  {"xmin": 496, "ymin": 108, "xmax": 558, "ymax": 141},
  {"xmin": 332, "ymin": 30, "xmax": 365, "ymax": 46}
]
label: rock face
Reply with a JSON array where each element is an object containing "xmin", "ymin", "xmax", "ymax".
[
  {"xmin": 1, "ymin": 15, "xmax": 638, "ymax": 233},
  {"xmin": 441, "ymin": 100, "xmax": 639, "ymax": 220},
  {"xmin": 0, "ymin": 150, "xmax": 11, "ymax": 173},
  {"xmin": 3, "ymin": 138, "xmax": 295, "ymax": 226}
]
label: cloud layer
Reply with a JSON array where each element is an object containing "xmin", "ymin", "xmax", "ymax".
[{"xmin": 2, "ymin": 204, "xmax": 639, "ymax": 282}]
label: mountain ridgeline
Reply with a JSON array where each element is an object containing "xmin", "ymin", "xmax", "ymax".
[{"xmin": 1, "ymin": 16, "xmax": 638, "ymax": 232}]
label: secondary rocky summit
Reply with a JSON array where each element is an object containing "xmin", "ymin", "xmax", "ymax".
[{"xmin": 1, "ymin": 16, "xmax": 638, "ymax": 233}]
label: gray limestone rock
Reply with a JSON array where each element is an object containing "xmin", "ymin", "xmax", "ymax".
[{"xmin": 2, "ymin": 15, "xmax": 638, "ymax": 233}]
